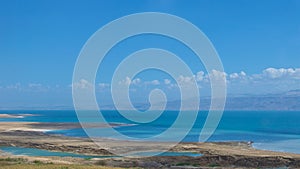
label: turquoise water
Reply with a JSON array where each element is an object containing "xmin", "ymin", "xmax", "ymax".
[
  {"xmin": 0, "ymin": 146, "xmax": 116, "ymax": 158},
  {"xmin": 0, "ymin": 110, "xmax": 299, "ymax": 154},
  {"xmin": 0, "ymin": 146, "xmax": 202, "ymax": 157},
  {"xmin": 252, "ymin": 139, "xmax": 300, "ymax": 154}
]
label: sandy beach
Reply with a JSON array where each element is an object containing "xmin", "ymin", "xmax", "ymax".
[
  {"xmin": 0, "ymin": 122, "xmax": 299, "ymax": 168},
  {"xmin": 0, "ymin": 114, "xmax": 35, "ymax": 119},
  {"xmin": 0, "ymin": 121, "xmax": 129, "ymax": 132}
]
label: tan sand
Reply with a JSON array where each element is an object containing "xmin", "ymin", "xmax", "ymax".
[
  {"xmin": 0, "ymin": 114, "xmax": 25, "ymax": 118},
  {"xmin": 0, "ymin": 122, "xmax": 299, "ymax": 168},
  {"xmin": 0, "ymin": 122, "xmax": 126, "ymax": 132}
]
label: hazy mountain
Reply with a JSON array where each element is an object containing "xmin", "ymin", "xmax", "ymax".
[
  {"xmin": 164, "ymin": 90, "xmax": 300, "ymax": 111},
  {"xmin": 1, "ymin": 90, "xmax": 299, "ymax": 111}
]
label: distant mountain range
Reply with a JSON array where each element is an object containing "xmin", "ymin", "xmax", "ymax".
[
  {"xmin": 1, "ymin": 90, "xmax": 299, "ymax": 111},
  {"xmin": 163, "ymin": 89, "xmax": 300, "ymax": 111},
  {"xmin": 168, "ymin": 89, "xmax": 300, "ymax": 111},
  {"xmin": 222, "ymin": 90, "xmax": 300, "ymax": 111},
  {"xmin": 101, "ymin": 89, "xmax": 300, "ymax": 111}
]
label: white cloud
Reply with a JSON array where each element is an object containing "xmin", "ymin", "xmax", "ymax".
[
  {"xmin": 177, "ymin": 75, "xmax": 195, "ymax": 85},
  {"xmin": 6, "ymin": 83, "xmax": 21, "ymax": 90},
  {"xmin": 3, "ymin": 82, "xmax": 53, "ymax": 92},
  {"xmin": 73, "ymin": 79, "xmax": 94, "ymax": 89},
  {"xmin": 195, "ymin": 71, "xmax": 205, "ymax": 82},
  {"xmin": 163, "ymin": 79, "xmax": 178, "ymax": 89},
  {"xmin": 95, "ymin": 67, "xmax": 300, "ymax": 95},
  {"xmin": 132, "ymin": 78, "xmax": 141, "ymax": 85},
  {"xmin": 164, "ymin": 79, "xmax": 171, "ymax": 85},
  {"xmin": 150, "ymin": 80, "xmax": 160, "ymax": 85},
  {"xmin": 262, "ymin": 68, "xmax": 300, "ymax": 79},
  {"xmin": 229, "ymin": 71, "xmax": 247, "ymax": 79},
  {"xmin": 28, "ymin": 83, "xmax": 42, "ymax": 88},
  {"xmin": 208, "ymin": 70, "xmax": 227, "ymax": 81},
  {"xmin": 27, "ymin": 83, "xmax": 50, "ymax": 92},
  {"xmin": 1, "ymin": 67, "xmax": 299, "ymax": 99},
  {"xmin": 229, "ymin": 73, "xmax": 239, "ymax": 79},
  {"xmin": 240, "ymin": 71, "xmax": 246, "ymax": 76},
  {"xmin": 118, "ymin": 77, "xmax": 131, "ymax": 86},
  {"xmin": 98, "ymin": 83, "xmax": 110, "ymax": 88},
  {"xmin": 118, "ymin": 77, "xmax": 142, "ymax": 86}
]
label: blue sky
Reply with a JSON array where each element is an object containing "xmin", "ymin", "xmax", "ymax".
[{"xmin": 0, "ymin": 0, "xmax": 300, "ymax": 108}]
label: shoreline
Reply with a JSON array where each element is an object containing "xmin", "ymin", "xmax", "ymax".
[
  {"xmin": 1, "ymin": 122, "xmax": 300, "ymax": 168},
  {"xmin": 0, "ymin": 121, "xmax": 132, "ymax": 132},
  {"xmin": 0, "ymin": 113, "xmax": 36, "ymax": 119}
]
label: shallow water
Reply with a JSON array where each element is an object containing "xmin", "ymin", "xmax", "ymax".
[
  {"xmin": 0, "ymin": 146, "xmax": 202, "ymax": 158},
  {"xmin": 0, "ymin": 146, "xmax": 116, "ymax": 158},
  {"xmin": 252, "ymin": 139, "xmax": 300, "ymax": 154},
  {"xmin": 1, "ymin": 110, "xmax": 300, "ymax": 154}
]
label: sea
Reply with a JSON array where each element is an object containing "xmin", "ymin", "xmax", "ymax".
[{"xmin": 0, "ymin": 110, "xmax": 299, "ymax": 154}]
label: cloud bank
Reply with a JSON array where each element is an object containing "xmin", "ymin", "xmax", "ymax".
[{"xmin": 1, "ymin": 67, "xmax": 300, "ymax": 96}]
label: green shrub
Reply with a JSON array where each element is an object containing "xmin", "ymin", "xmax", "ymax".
[
  {"xmin": 175, "ymin": 162, "xmax": 191, "ymax": 166},
  {"xmin": 95, "ymin": 160, "xmax": 106, "ymax": 166}
]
